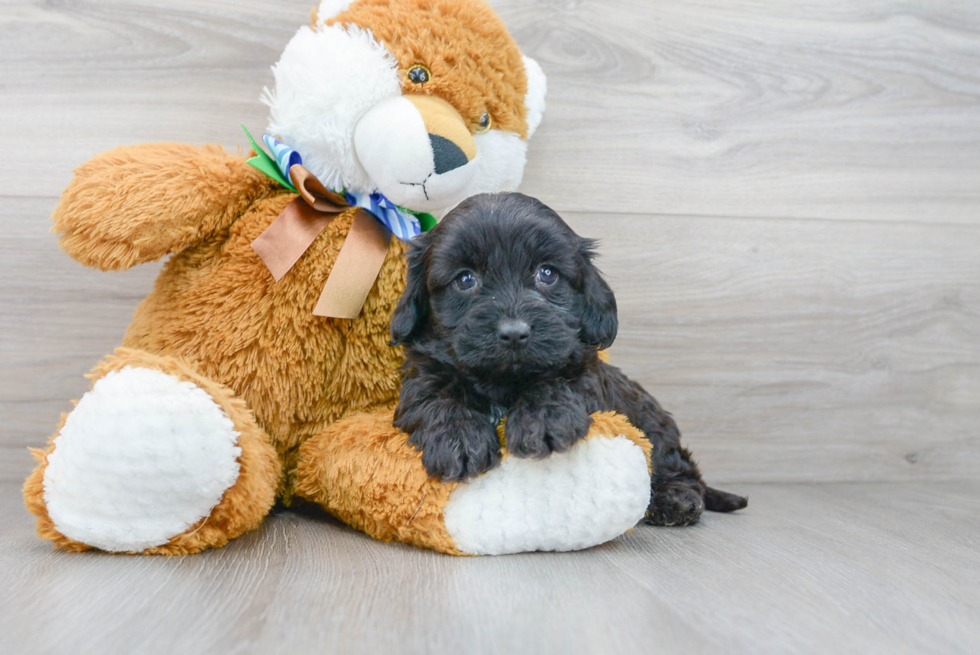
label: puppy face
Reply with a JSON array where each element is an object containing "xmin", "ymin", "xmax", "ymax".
[{"xmin": 391, "ymin": 193, "xmax": 617, "ymax": 379}]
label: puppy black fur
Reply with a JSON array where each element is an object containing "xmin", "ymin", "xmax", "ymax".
[{"xmin": 391, "ymin": 192, "xmax": 747, "ymax": 526}]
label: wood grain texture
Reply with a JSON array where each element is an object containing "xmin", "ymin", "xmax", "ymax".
[
  {"xmin": 3, "ymin": 1, "xmax": 980, "ymax": 223},
  {"xmin": 3, "ymin": 481, "xmax": 979, "ymax": 654},
  {"xmin": 562, "ymin": 211, "xmax": 980, "ymax": 483},
  {"xmin": 509, "ymin": 0, "xmax": 980, "ymax": 223},
  {"xmin": 2, "ymin": 1, "xmax": 980, "ymax": 650},
  {"xmin": 0, "ymin": 0, "xmax": 304, "ymax": 200}
]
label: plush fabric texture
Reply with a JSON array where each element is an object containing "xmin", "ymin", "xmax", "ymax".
[
  {"xmin": 43, "ymin": 366, "xmax": 243, "ymax": 552},
  {"xmin": 26, "ymin": 144, "xmax": 649, "ymax": 554},
  {"xmin": 444, "ymin": 412, "xmax": 652, "ymax": 555},
  {"xmin": 446, "ymin": 436, "xmax": 651, "ymax": 555},
  {"xmin": 315, "ymin": 0, "xmax": 353, "ymax": 24},
  {"xmin": 120, "ymin": 185, "xmax": 409, "ymax": 501},
  {"xmin": 265, "ymin": 0, "xmax": 543, "ymax": 216},
  {"xmin": 521, "ymin": 55, "xmax": 547, "ymax": 139},
  {"xmin": 328, "ymin": 0, "xmax": 530, "ymax": 138},
  {"xmin": 352, "ymin": 93, "xmax": 480, "ymax": 212},
  {"xmin": 296, "ymin": 410, "xmax": 651, "ymax": 555},
  {"xmin": 46, "ymin": 145, "xmax": 407, "ymax": 502},
  {"xmin": 23, "ymin": 0, "xmax": 653, "ymax": 556},
  {"xmin": 24, "ymin": 349, "xmax": 281, "ymax": 555},
  {"xmin": 52, "ymin": 143, "xmax": 271, "ymax": 272},
  {"xmin": 264, "ymin": 23, "xmax": 402, "ymax": 193},
  {"xmin": 295, "ymin": 411, "xmax": 463, "ymax": 555},
  {"xmin": 462, "ymin": 128, "xmax": 527, "ymax": 202}
]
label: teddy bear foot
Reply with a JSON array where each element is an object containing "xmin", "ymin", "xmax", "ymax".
[
  {"xmin": 443, "ymin": 419, "xmax": 652, "ymax": 555},
  {"xmin": 295, "ymin": 411, "xmax": 652, "ymax": 555},
  {"xmin": 23, "ymin": 349, "xmax": 281, "ymax": 554}
]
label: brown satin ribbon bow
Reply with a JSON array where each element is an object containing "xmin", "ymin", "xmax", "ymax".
[{"xmin": 250, "ymin": 165, "xmax": 392, "ymax": 319}]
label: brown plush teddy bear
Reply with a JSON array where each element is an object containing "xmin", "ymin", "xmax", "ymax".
[{"xmin": 23, "ymin": 0, "xmax": 654, "ymax": 556}]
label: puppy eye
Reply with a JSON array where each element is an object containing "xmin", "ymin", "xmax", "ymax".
[
  {"xmin": 536, "ymin": 266, "xmax": 559, "ymax": 286},
  {"xmin": 454, "ymin": 270, "xmax": 479, "ymax": 292},
  {"xmin": 407, "ymin": 65, "xmax": 431, "ymax": 85},
  {"xmin": 475, "ymin": 112, "xmax": 492, "ymax": 133}
]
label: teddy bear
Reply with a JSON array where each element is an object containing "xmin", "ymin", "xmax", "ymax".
[{"xmin": 23, "ymin": 0, "xmax": 654, "ymax": 556}]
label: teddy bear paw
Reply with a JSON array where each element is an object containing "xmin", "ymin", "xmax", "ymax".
[{"xmin": 41, "ymin": 366, "xmax": 243, "ymax": 552}]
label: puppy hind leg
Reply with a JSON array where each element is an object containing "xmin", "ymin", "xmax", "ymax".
[
  {"xmin": 646, "ymin": 446, "xmax": 748, "ymax": 524},
  {"xmin": 645, "ymin": 445, "xmax": 707, "ymax": 527},
  {"xmin": 592, "ymin": 364, "xmax": 709, "ymax": 526}
]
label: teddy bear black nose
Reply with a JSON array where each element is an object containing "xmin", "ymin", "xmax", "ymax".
[
  {"xmin": 497, "ymin": 318, "xmax": 531, "ymax": 346},
  {"xmin": 429, "ymin": 134, "xmax": 469, "ymax": 175}
]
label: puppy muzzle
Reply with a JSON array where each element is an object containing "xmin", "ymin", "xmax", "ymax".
[
  {"xmin": 497, "ymin": 318, "xmax": 531, "ymax": 347},
  {"xmin": 353, "ymin": 94, "xmax": 479, "ymax": 213}
]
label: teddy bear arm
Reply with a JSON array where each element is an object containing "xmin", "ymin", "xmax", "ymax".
[{"xmin": 53, "ymin": 143, "xmax": 272, "ymax": 271}]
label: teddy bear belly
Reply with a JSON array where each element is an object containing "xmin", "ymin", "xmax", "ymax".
[{"xmin": 119, "ymin": 210, "xmax": 408, "ymax": 467}]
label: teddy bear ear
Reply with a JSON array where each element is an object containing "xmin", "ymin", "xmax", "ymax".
[
  {"xmin": 522, "ymin": 55, "xmax": 547, "ymax": 139},
  {"xmin": 315, "ymin": 0, "xmax": 353, "ymax": 26}
]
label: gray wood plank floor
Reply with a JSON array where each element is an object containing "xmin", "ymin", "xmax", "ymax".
[
  {"xmin": 3, "ymin": 481, "xmax": 979, "ymax": 655},
  {"xmin": 2, "ymin": 0, "xmax": 979, "ymax": 653}
]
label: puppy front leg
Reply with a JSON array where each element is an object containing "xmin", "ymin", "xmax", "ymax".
[
  {"xmin": 394, "ymin": 378, "xmax": 500, "ymax": 482},
  {"xmin": 506, "ymin": 381, "xmax": 592, "ymax": 458},
  {"xmin": 401, "ymin": 401, "xmax": 500, "ymax": 482}
]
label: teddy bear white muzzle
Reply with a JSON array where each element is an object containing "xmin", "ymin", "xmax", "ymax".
[{"xmin": 354, "ymin": 94, "xmax": 480, "ymax": 213}]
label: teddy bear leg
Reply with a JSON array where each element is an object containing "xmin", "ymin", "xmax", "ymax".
[
  {"xmin": 294, "ymin": 413, "xmax": 464, "ymax": 554},
  {"xmin": 294, "ymin": 410, "xmax": 653, "ymax": 556},
  {"xmin": 23, "ymin": 348, "xmax": 281, "ymax": 554}
]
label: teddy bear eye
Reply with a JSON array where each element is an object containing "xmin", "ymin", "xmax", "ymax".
[
  {"xmin": 407, "ymin": 65, "xmax": 431, "ymax": 85},
  {"xmin": 454, "ymin": 270, "xmax": 479, "ymax": 292},
  {"xmin": 475, "ymin": 112, "xmax": 492, "ymax": 133},
  {"xmin": 536, "ymin": 266, "xmax": 558, "ymax": 286}
]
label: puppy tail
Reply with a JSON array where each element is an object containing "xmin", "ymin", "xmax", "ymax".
[{"xmin": 704, "ymin": 486, "xmax": 748, "ymax": 513}]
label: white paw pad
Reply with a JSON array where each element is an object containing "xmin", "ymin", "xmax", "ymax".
[
  {"xmin": 444, "ymin": 435, "xmax": 651, "ymax": 555},
  {"xmin": 43, "ymin": 367, "xmax": 242, "ymax": 552}
]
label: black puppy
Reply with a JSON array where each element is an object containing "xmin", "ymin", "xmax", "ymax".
[{"xmin": 391, "ymin": 192, "xmax": 746, "ymax": 526}]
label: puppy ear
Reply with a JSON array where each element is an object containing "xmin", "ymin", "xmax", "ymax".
[
  {"xmin": 390, "ymin": 232, "xmax": 432, "ymax": 346},
  {"xmin": 578, "ymin": 239, "xmax": 618, "ymax": 349}
]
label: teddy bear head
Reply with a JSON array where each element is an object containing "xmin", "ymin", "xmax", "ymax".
[{"xmin": 262, "ymin": 0, "xmax": 546, "ymax": 217}]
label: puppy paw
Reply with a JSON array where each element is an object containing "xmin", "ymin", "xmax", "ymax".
[
  {"xmin": 412, "ymin": 419, "xmax": 501, "ymax": 482},
  {"xmin": 506, "ymin": 400, "xmax": 592, "ymax": 459},
  {"xmin": 645, "ymin": 485, "xmax": 705, "ymax": 527}
]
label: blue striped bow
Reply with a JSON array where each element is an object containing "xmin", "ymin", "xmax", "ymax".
[
  {"xmin": 342, "ymin": 189, "xmax": 421, "ymax": 242},
  {"xmin": 258, "ymin": 132, "xmax": 433, "ymax": 242}
]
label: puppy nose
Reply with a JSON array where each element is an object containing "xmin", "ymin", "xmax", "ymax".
[
  {"xmin": 429, "ymin": 134, "xmax": 469, "ymax": 174},
  {"xmin": 497, "ymin": 319, "xmax": 531, "ymax": 346}
]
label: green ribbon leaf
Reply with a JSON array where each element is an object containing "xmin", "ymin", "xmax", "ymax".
[
  {"xmin": 407, "ymin": 211, "xmax": 438, "ymax": 232},
  {"xmin": 241, "ymin": 123, "xmax": 297, "ymax": 193}
]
